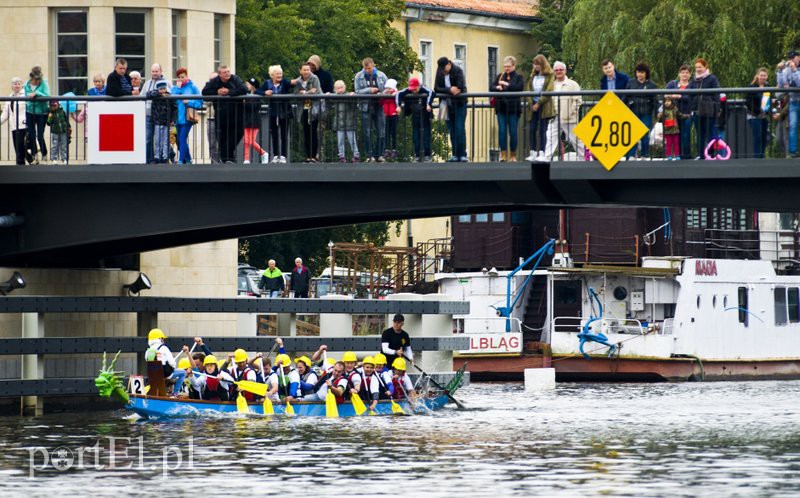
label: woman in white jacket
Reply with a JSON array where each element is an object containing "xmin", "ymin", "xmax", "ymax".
[{"xmin": 0, "ymin": 77, "xmax": 29, "ymax": 165}]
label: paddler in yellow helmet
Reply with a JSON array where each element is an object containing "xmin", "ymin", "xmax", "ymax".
[
  {"xmin": 145, "ymin": 328, "xmax": 185, "ymax": 396},
  {"xmin": 389, "ymin": 357, "xmax": 415, "ymax": 401}
]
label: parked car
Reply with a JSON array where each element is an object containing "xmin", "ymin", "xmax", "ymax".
[{"xmin": 238, "ymin": 264, "xmax": 262, "ymax": 297}]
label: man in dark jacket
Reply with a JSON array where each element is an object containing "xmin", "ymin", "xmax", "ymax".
[
  {"xmin": 434, "ymin": 57, "xmax": 468, "ymax": 162},
  {"xmin": 202, "ymin": 65, "xmax": 247, "ymax": 163},
  {"xmin": 106, "ymin": 58, "xmax": 133, "ymax": 97},
  {"xmin": 599, "ymin": 59, "xmax": 629, "ymax": 92},
  {"xmin": 290, "ymin": 258, "xmax": 311, "ymax": 298}
]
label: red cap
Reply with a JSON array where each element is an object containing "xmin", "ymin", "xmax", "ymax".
[{"xmin": 408, "ymin": 77, "xmax": 420, "ymax": 89}]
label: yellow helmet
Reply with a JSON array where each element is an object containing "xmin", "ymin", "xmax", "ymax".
[
  {"xmin": 342, "ymin": 351, "xmax": 358, "ymax": 363},
  {"xmin": 233, "ymin": 349, "xmax": 248, "ymax": 363},
  {"xmin": 373, "ymin": 353, "xmax": 387, "ymax": 365},
  {"xmin": 148, "ymin": 328, "xmax": 166, "ymax": 341},
  {"xmin": 325, "ymin": 357, "xmax": 337, "ymax": 366},
  {"xmin": 362, "ymin": 356, "xmax": 375, "ymax": 366},
  {"xmin": 203, "ymin": 354, "xmax": 218, "ymax": 366},
  {"xmin": 295, "ymin": 356, "xmax": 312, "ymax": 368},
  {"xmin": 177, "ymin": 358, "xmax": 192, "ymax": 370},
  {"xmin": 276, "ymin": 354, "xmax": 291, "ymax": 367},
  {"xmin": 392, "ymin": 357, "xmax": 407, "ymax": 371}
]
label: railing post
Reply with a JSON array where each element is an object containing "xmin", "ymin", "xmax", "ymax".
[
  {"xmin": 584, "ymin": 232, "xmax": 590, "ymax": 263},
  {"xmin": 21, "ymin": 312, "xmax": 44, "ymax": 416}
]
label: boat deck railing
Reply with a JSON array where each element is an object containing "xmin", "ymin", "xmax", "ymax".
[{"xmin": 454, "ymin": 316, "xmax": 523, "ymax": 334}]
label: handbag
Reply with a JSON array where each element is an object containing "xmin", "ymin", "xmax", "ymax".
[
  {"xmin": 489, "ymin": 97, "xmax": 496, "ymax": 107},
  {"xmin": 185, "ymin": 107, "xmax": 199, "ymax": 124}
]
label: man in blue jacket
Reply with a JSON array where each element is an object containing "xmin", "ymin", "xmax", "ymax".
[{"xmin": 599, "ymin": 59, "xmax": 629, "ymax": 92}]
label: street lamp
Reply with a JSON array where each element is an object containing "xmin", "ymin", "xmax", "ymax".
[
  {"xmin": 0, "ymin": 271, "xmax": 25, "ymax": 295},
  {"xmin": 328, "ymin": 241, "xmax": 334, "ymax": 294},
  {"xmin": 123, "ymin": 272, "xmax": 152, "ymax": 296}
]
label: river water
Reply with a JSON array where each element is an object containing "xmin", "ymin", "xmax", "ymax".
[{"xmin": 2, "ymin": 381, "xmax": 800, "ymax": 497}]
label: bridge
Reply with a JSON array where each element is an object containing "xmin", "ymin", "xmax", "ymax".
[{"xmin": 0, "ymin": 159, "xmax": 796, "ymax": 266}]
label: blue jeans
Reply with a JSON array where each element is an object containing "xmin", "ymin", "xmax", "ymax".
[
  {"xmin": 679, "ymin": 117, "xmax": 693, "ymax": 160},
  {"xmin": 169, "ymin": 368, "xmax": 186, "ymax": 395},
  {"xmin": 530, "ymin": 109, "xmax": 548, "ymax": 152},
  {"xmin": 269, "ymin": 290, "xmax": 281, "ymax": 298},
  {"xmin": 446, "ymin": 101, "xmax": 468, "ymax": 158},
  {"xmin": 497, "ymin": 112, "xmax": 519, "ymax": 154},
  {"xmin": 749, "ymin": 118, "xmax": 768, "ymax": 159},
  {"xmin": 361, "ymin": 106, "xmax": 385, "ymax": 159},
  {"xmin": 626, "ymin": 113, "xmax": 653, "ymax": 158},
  {"xmin": 788, "ymin": 101, "xmax": 800, "ymax": 155},
  {"xmin": 177, "ymin": 123, "xmax": 193, "ymax": 163},
  {"xmin": 146, "ymin": 118, "xmax": 155, "ymax": 164}
]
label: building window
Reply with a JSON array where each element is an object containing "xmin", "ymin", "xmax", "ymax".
[
  {"xmin": 738, "ymin": 286, "xmax": 748, "ymax": 326},
  {"xmin": 475, "ymin": 214, "xmax": 488, "ymax": 223},
  {"xmin": 454, "ymin": 44, "xmax": 466, "ymax": 75},
  {"xmin": 491, "ymin": 212, "xmax": 505, "ymax": 223},
  {"xmin": 789, "ymin": 288, "xmax": 800, "ymax": 323},
  {"xmin": 115, "ymin": 9, "xmax": 148, "ymax": 75},
  {"xmin": 775, "ymin": 287, "xmax": 787, "ymax": 326},
  {"xmin": 214, "ymin": 15, "xmax": 224, "ymax": 69},
  {"xmin": 171, "ymin": 11, "xmax": 186, "ymax": 78},
  {"xmin": 419, "ymin": 40, "xmax": 432, "ymax": 88},
  {"xmin": 457, "ymin": 215, "xmax": 471, "ymax": 223},
  {"xmin": 780, "ymin": 213, "xmax": 797, "ymax": 231},
  {"xmin": 53, "ymin": 10, "xmax": 88, "ymax": 95},
  {"xmin": 488, "ymin": 47, "xmax": 498, "ymax": 89}
]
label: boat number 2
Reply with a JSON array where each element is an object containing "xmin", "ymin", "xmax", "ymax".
[
  {"xmin": 590, "ymin": 116, "xmax": 632, "ymax": 151},
  {"xmin": 128, "ymin": 375, "xmax": 145, "ymax": 394}
]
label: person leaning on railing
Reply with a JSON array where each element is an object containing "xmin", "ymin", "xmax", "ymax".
[
  {"xmin": 256, "ymin": 66, "xmax": 293, "ymax": 164},
  {"xmin": 24, "ymin": 65, "xmax": 50, "ymax": 164},
  {"xmin": 435, "ymin": 57, "xmax": 468, "ymax": 162},
  {"xmin": 688, "ymin": 58, "xmax": 720, "ymax": 160},
  {"xmin": 1, "ymin": 77, "xmax": 30, "ymax": 165},
  {"xmin": 746, "ymin": 67, "xmax": 771, "ymax": 159},
  {"xmin": 535, "ymin": 61, "xmax": 583, "ymax": 163},
  {"xmin": 624, "ymin": 62, "xmax": 658, "ymax": 160},
  {"xmin": 777, "ymin": 50, "xmax": 800, "ymax": 159},
  {"xmin": 526, "ymin": 54, "xmax": 555, "ymax": 162},
  {"xmin": 491, "ymin": 55, "xmax": 525, "ymax": 162},
  {"xmin": 202, "ymin": 66, "xmax": 248, "ymax": 164}
]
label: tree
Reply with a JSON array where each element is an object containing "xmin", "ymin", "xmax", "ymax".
[
  {"xmin": 530, "ymin": 0, "xmax": 576, "ymax": 64},
  {"xmin": 559, "ymin": 0, "xmax": 800, "ymax": 87},
  {"xmin": 239, "ymin": 222, "xmax": 400, "ymax": 276},
  {"xmin": 236, "ymin": 0, "xmax": 419, "ymax": 85}
]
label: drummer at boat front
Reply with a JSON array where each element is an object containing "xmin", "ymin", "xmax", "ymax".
[{"xmin": 381, "ymin": 313, "xmax": 413, "ymax": 367}]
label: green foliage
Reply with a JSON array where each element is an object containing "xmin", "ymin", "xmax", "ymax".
[
  {"xmin": 530, "ymin": 0, "xmax": 577, "ymax": 64},
  {"xmin": 239, "ymin": 222, "xmax": 402, "ymax": 276},
  {"xmin": 236, "ymin": 0, "xmax": 419, "ymax": 86},
  {"xmin": 559, "ymin": 0, "xmax": 800, "ymax": 87}
]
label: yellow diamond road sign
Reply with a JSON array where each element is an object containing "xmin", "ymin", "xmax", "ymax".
[{"xmin": 573, "ymin": 91, "xmax": 649, "ymax": 171}]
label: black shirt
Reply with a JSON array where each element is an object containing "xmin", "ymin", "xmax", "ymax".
[{"xmin": 381, "ymin": 327, "xmax": 411, "ymax": 366}]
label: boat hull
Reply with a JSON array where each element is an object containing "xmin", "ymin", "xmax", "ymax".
[
  {"xmin": 126, "ymin": 394, "xmax": 449, "ymax": 418},
  {"xmin": 457, "ymin": 356, "xmax": 800, "ymax": 382}
]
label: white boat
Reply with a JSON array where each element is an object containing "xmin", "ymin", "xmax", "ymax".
[{"xmin": 438, "ymin": 255, "xmax": 800, "ymax": 381}]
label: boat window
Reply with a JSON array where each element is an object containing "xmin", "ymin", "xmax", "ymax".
[
  {"xmin": 738, "ymin": 287, "xmax": 748, "ymax": 326},
  {"xmin": 613, "ymin": 286, "xmax": 628, "ymax": 300},
  {"xmin": 696, "ymin": 295, "xmax": 701, "ymax": 309},
  {"xmin": 775, "ymin": 287, "xmax": 788, "ymax": 326},
  {"xmin": 712, "ymin": 295, "xmax": 717, "ymax": 308},
  {"xmin": 475, "ymin": 214, "xmax": 488, "ymax": 223},
  {"xmin": 491, "ymin": 212, "xmax": 505, "ymax": 223},
  {"xmin": 723, "ymin": 295, "xmax": 728, "ymax": 308},
  {"xmin": 789, "ymin": 288, "xmax": 800, "ymax": 323},
  {"xmin": 457, "ymin": 215, "xmax": 471, "ymax": 223}
]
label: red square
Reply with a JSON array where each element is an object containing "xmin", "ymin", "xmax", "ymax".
[{"xmin": 99, "ymin": 114, "xmax": 135, "ymax": 152}]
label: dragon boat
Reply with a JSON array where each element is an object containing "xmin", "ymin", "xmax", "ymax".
[{"xmin": 96, "ymin": 351, "xmax": 466, "ymax": 418}]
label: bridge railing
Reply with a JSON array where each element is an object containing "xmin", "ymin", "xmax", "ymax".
[{"xmin": 0, "ymin": 87, "xmax": 796, "ymax": 165}]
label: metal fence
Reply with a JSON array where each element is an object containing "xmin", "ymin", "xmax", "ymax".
[{"xmin": 0, "ymin": 87, "xmax": 796, "ymax": 165}]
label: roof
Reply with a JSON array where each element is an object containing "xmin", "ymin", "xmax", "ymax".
[{"xmin": 406, "ymin": 0, "xmax": 539, "ymax": 20}]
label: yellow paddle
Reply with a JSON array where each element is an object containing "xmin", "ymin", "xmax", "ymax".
[
  {"xmin": 375, "ymin": 370, "xmax": 404, "ymax": 414},
  {"xmin": 259, "ymin": 358, "xmax": 274, "ymax": 415},
  {"xmin": 326, "ymin": 388, "xmax": 338, "ymax": 418},
  {"xmin": 236, "ymin": 392, "xmax": 249, "ymax": 413},
  {"xmin": 351, "ymin": 391, "xmax": 367, "ymax": 415},
  {"xmin": 323, "ymin": 351, "xmax": 338, "ymax": 418},
  {"xmin": 277, "ymin": 360, "xmax": 296, "ymax": 416},
  {"xmin": 285, "ymin": 399, "xmax": 295, "ymax": 416}
]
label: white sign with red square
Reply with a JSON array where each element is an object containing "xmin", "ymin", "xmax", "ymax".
[{"xmin": 87, "ymin": 101, "xmax": 146, "ymax": 164}]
